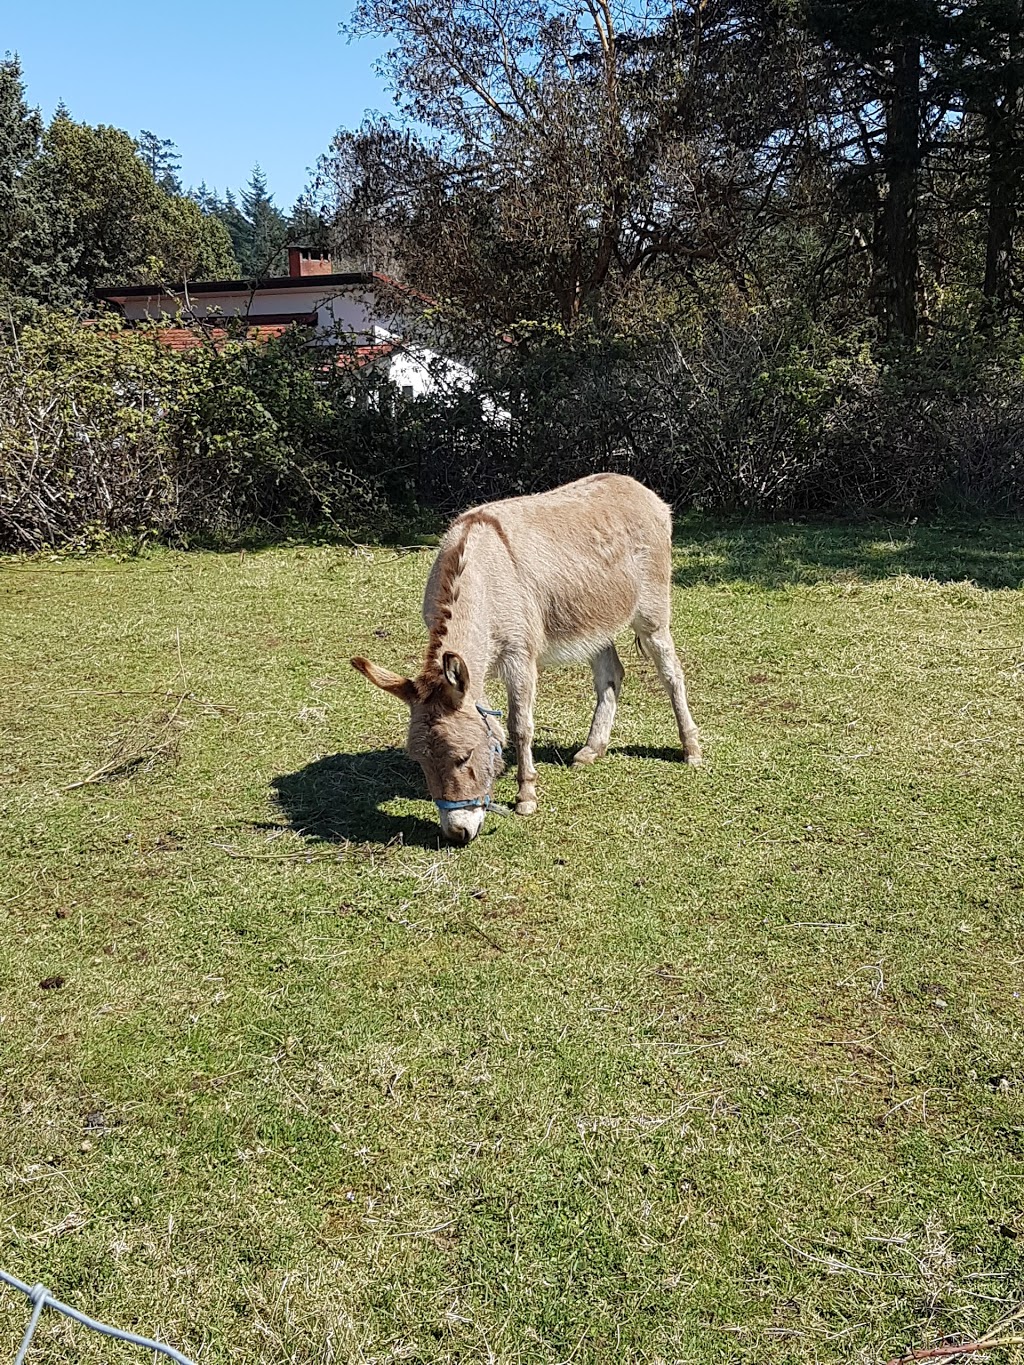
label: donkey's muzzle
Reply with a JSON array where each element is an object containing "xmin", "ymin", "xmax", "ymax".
[{"xmin": 439, "ymin": 806, "xmax": 486, "ymax": 845}]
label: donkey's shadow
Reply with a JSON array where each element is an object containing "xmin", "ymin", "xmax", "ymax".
[
  {"xmin": 531, "ymin": 742, "xmax": 683, "ymax": 767},
  {"xmin": 273, "ymin": 741, "xmax": 688, "ymax": 850},
  {"xmin": 271, "ymin": 748, "xmax": 443, "ymax": 848}
]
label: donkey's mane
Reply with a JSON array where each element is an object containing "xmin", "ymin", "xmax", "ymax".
[
  {"xmin": 421, "ymin": 511, "xmax": 516, "ymax": 684},
  {"xmin": 422, "ymin": 527, "xmax": 471, "ymax": 681}
]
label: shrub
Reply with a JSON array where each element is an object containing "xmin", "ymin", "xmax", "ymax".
[
  {"xmin": 442, "ymin": 310, "xmax": 1024, "ymax": 515},
  {"xmin": 0, "ymin": 312, "xmax": 396, "ymax": 551},
  {"xmin": 2, "ymin": 306, "xmax": 1023, "ymax": 554}
]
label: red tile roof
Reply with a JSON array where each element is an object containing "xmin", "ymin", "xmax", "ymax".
[
  {"xmin": 155, "ymin": 323, "xmax": 299, "ymax": 350},
  {"xmin": 333, "ymin": 341, "xmax": 400, "ymax": 370}
]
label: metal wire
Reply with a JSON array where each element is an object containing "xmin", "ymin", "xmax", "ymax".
[{"xmin": 0, "ymin": 1268, "xmax": 197, "ymax": 1365}]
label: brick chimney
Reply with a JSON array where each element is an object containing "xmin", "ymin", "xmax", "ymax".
[{"xmin": 287, "ymin": 246, "xmax": 333, "ymax": 278}]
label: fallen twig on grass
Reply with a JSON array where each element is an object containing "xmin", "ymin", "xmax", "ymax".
[
  {"xmin": 778, "ymin": 1235, "xmax": 882, "ymax": 1279},
  {"xmin": 456, "ymin": 917, "xmax": 506, "ymax": 953},
  {"xmin": 778, "ymin": 920, "xmax": 854, "ymax": 929},
  {"xmin": 884, "ymin": 1304, "xmax": 1024, "ymax": 1363},
  {"xmin": 884, "ymin": 1336, "xmax": 1024, "ymax": 1363},
  {"xmin": 57, "ymin": 687, "xmax": 236, "ymax": 716},
  {"xmin": 61, "ymin": 692, "xmax": 189, "ymax": 791},
  {"xmin": 62, "ymin": 747, "xmax": 170, "ymax": 791},
  {"xmin": 60, "ymin": 630, "xmax": 233, "ymax": 791}
]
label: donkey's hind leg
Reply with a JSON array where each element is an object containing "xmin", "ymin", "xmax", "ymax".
[
  {"xmin": 637, "ymin": 627, "xmax": 702, "ymax": 764},
  {"xmin": 573, "ymin": 644, "xmax": 625, "ymax": 767}
]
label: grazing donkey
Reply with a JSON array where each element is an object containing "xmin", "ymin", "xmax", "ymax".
[{"xmin": 351, "ymin": 473, "xmax": 701, "ymax": 844}]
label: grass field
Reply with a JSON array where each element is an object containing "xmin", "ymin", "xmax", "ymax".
[{"xmin": 2, "ymin": 519, "xmax": 1024, "ymax": 1365}]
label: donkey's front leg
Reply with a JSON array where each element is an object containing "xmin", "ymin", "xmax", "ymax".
[{"xmin": 504, "ymin": 656, "xmax": 539, "ymax": 815}]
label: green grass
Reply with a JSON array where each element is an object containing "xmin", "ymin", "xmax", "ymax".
[{"xmin": 2, "ymin": 518, "xmax": 1023, "ymax": 1365}]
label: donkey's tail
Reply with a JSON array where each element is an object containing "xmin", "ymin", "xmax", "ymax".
[{"xmin": 634, "ymin": 633, "xmax": 648, "ymax": 660}]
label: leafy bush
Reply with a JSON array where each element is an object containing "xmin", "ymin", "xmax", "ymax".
[
  {"xmin": 434, "ymin": 310, "xmax": 1024, "ymax": 515},
  {"xmin": 0, "ymin": 313, "xmax": 398, "ymax": 551},
  {"xmin": 1, "ymin": 313, "xmax": 181, "ymax": 550},
  {"xmin": 2, "ymin": 306, "xmax": 1023, "ymax": 554}
]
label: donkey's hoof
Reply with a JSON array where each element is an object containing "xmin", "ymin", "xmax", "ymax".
[
  {"xmin": 572, "ymin": 745, "xmax": 602, "ymax": 767},
  {"xmin": 515, "ymin": 798, "xmax": 538, "ymax": 816},
  {"xmin": 682, "ymin": 745, "xmax": 703, "ymax": 766}
]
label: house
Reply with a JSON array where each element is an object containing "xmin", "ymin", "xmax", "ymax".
[{"xmin": 95, "ymin": 250, "xmax": 476, "ymax": 399}]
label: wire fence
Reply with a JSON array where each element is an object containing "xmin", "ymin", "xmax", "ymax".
[{"xmin": 1, "ymin": 1268, "xmax": 197, "ymax": 1365}]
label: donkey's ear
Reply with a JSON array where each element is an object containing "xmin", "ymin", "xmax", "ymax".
[
  {"xmin": 441, "ymin": 651, "xmax": 469, "ymax": 704},
  {"xmin": 351, "ymin": 656, "xmax": 418, "ymax": 706}
]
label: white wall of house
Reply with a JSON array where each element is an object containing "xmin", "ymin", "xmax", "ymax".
[
  {"xmin": 384, "ymin": 345, "xmax": 509, "ymax": 421},
  {"xmin": 386, "ymin": 345, "xmax": 477, "ymax": 399}
]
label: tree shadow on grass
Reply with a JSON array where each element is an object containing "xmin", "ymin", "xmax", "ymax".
[
  {"xmin": 673, "ymin": 518, "xmax": 1024, "ymax": 591},
  {"xmin": 271, "ymin": 747, "xmax": 443, "ymax": 849}
]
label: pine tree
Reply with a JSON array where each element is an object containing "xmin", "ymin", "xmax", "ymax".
[
  {"xmin": 940, "ymin": 1, "xmax": 1024, "ymax": 318},
  {"xmin": 190, "ymin": 181, "xmax": 219, "ymax": 214},
  {"xmin": 0, "ymin": 55, "xmax": 55, "ymax": 303},
  {"xmin": 238, "ymin": 165, "xmax": 289, "ymax": 276},
  {"xmin": 208, "ymin": 188, "xmax": 251, "ymax": 273},
  {"xmin": 138, "ymin": 129, "xmax": 182, "ymax": 194}
]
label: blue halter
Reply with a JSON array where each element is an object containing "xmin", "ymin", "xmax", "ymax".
[{"xmin": 435, "ymin": 702, "xmax": 504, "ymax": 814}]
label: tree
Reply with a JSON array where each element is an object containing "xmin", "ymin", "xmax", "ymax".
[
  {"xmin": 325, "ymin": 0, "xmax": 814, "ymax": 331},
  {"xmin": 202, "ymin": 187, "xmax": 249, "ymax": 267},
  {"xmin": 937, "ymin": 1, "xmax": 1024, "ymax": 318},
  {"xmin": 138, "ymin": 129, "xmax": 182, "ymax": 193},
  {"xmin": 805, "ymin": 1, "xmax": 962, "ymax": 342},
  {"xmin": 32, "ymin": 113, "xmax": 164, "ymax": 296},
  {"xmin": 0, "ymin": 54, "xmax": 59, "ymax": 304},
  {"xmin": 196, "ymin": 168, "xmax": 291, "ymax": 277},
  {"xmin": 147, "ymin": 192, "xmax": 237, "ymax": 282},
  {"xmin": 238, "ymin": 166, "xmax": 289, "ymax": 276},
  {"xmin": 21, "ymin": 110, "xmax": 237, "ymax": 300}
]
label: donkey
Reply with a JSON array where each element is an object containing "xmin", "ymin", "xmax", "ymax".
[{"xmin": 351, "ymin": 473, "xmax": 701, "ymax": 844}]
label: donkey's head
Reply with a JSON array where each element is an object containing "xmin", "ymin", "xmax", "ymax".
[{"xmin": 351, "ymin": 651, "xmax": 506, "ymax": 845}]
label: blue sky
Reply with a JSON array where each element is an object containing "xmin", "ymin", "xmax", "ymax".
[{"xmin": 5, "ymin": 0, "xmax": 391, "ymax": 208}]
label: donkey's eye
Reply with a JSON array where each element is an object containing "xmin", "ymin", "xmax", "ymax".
[{"xmin": 456, "ymin": 753, "xmax": 473, "ymax": 767}]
